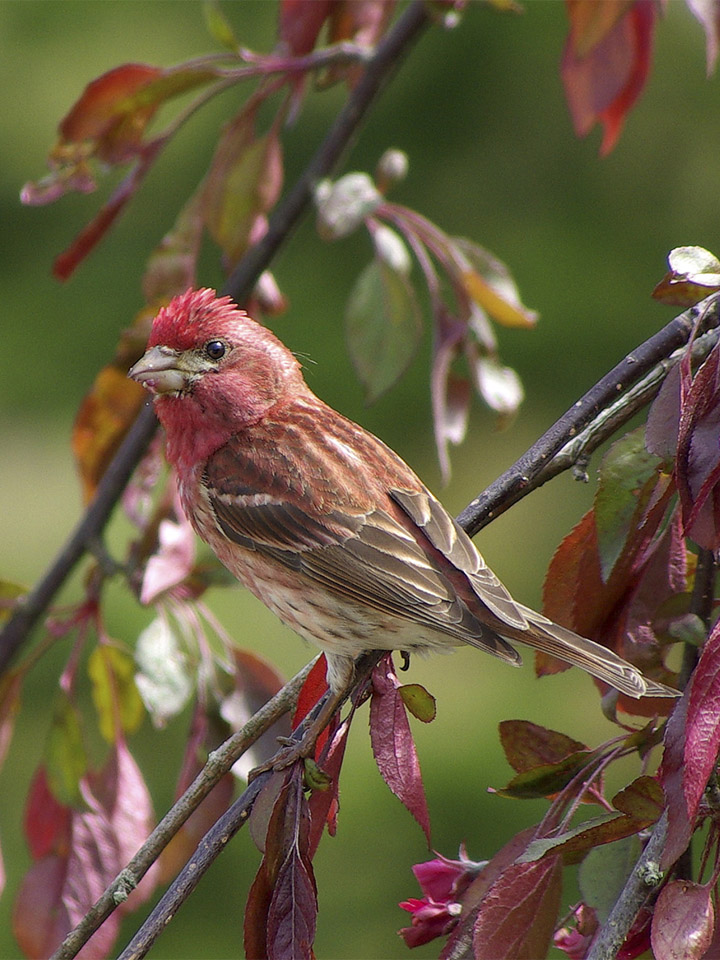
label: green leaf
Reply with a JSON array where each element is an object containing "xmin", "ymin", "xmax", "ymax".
[
  {"xmin": 493, "ymin": 748, "xmax": 601, "ymax": 800},
  {"xmin": 595, "ymin": 428, "xmax": 661, "ymax": 581},
  {"xmin": 579, "ymin": 834, "xmax": 641, "ymax": 922},
  {"xmin": 203, "ymin": 110, "xmax": 283, "ymax": 266},
  {"xmin": 398, "ymin": 683, "xmax": 437, "ymax": 723},
  {"xmin": 0, "ymin": 579, "xmax": 26, "ymax": 624},
  {"xmin": 88, "ymin": 645, "xmax": 145, "ymax": 743},
  {"xmin": 203, "ymin": 1, "xmax": 239, "ymax": 50},
  {"xmin": 45, "ymin": 696, "xmax": 87, "ymax": 807},
  {"xmin": 345, "ymin": 259, "xmax": 422, "ymax": 402},
  {"xmin": 517, "ymin": 813, "xmax": 625, "ymax": 864}
]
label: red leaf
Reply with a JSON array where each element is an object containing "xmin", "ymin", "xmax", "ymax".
[
  {"xmin": 651, "ymin": 880, "xmax": 714, "ymax": 960},
  {"xmin": 59, "ymin": 63, "xmax": 163, "ymax": 154},
  {"xmin": 278, "ymin": 0, "xmax": 334, "ymax": 55},
  {"xmin": 684, "ymin": 620, "xmax": 720, "ymax": 820},
  {"xmin": 370, "ymin": 657, "xmax": 431, "ymax": 844},
  {"xmin": 562, "ymin": 1, "xmax": 655, "ymax": 155},
  {"xmin": 247, "ymin": 769, "xmax": 318, "ymax": 960},
  {"xmin": 292, "ymin": 656, "xmax": 329, "ymax": 730},
  {"xmin": 658, "ymin": 690, "xmax": 692, "ymax": 870},
  {"xmin": 472, "ymin": 856, "xmax": 563, "ymax": 960},
  {"xmin": 24, "ymin": 765, "xmax": 71, "ymax": 860},
  {"xmin": 307, "ymin": 718, "xmax": 351, "ymax": 858},
  {"xmin": 292, "ymin": 655, "xmax": 331, "ymax": 762},
  {"xmin": 676, "ymin": 343, "xmax": 720, "ymax": 549}
]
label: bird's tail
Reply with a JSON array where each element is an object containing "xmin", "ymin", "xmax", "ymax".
[{"xmin": 511, "ymin": 605, "xmax": 679, "ymax": 699}]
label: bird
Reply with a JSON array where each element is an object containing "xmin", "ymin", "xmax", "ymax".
[{"xmin": 129, "ymin": 288, "xmax": 677, "ymax": 763}]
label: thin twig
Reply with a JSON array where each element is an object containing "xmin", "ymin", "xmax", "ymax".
[
  {"xmin": 50, "ymin": 659, "xmax": 316, "ymax": 960},
  {"xmin": 114, "ymin": 652, "xmax": 381, "ymax": 960},
  {"xmin": 0, "ymin": 403, "xmax": 158, "ymax": 675},
  {"xmin": 457, "ymin": 294, "xmax": 720, "ymax": 536}
]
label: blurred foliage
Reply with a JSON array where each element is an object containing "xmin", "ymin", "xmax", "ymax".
[{"xmin": 1, "ymin": 2, "xmax": 719, "ymax": 958}]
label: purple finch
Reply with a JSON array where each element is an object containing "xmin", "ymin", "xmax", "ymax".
[{"xmin": 129, "ymin": 288, "xmax": 675, "ymax": 752}]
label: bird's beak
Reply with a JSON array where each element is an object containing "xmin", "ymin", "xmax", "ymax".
[{"xmin": 128, "ymin": 346, "xmax": 188, "ymax": 395}]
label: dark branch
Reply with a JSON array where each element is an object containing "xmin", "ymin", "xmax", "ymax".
[
  {"xmin": 0, "ymin": 0, "xmax": 432, "ymax": 678},
  {"xmin": 457, "ymin": 295, "xmax": 720, "ymax": 537},
  {"xmin": 0, "ymin": 403, "xmax": 158, "ymax": 675},
  {"xmin": 114, "ymin": 652, "xmax": 381, "ymax": 960}
]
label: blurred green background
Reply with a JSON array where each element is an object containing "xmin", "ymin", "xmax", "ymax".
[{"xmin": 0, "ymin": 2, "xmax": 717, "ymax": 958}]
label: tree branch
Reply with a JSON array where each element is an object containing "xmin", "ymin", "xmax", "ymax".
[
  {"xmin": 457, "ymin": 294, "xmax": 720, "ymax": 536},
  {"xmin": 0, "ymin": 0, "xmax": 432, "ymax": 677},
  {"xmin": 49, "ymin": 658, "xmax": 317, "ymax": 960},
  {"xmin": 114, "ymin": 652, "xmax": 381, "ymax": 960}
]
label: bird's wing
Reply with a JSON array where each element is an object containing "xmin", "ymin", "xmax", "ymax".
[
  {"xmin": 389, "ymin": 488, "xmax": 530, "ymax": 630},
  {"xmin": 203, "ymin": 437, "xmax": 519, "ymax": 663}
]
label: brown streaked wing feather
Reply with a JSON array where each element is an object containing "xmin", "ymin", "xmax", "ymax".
[{"xmin": 390, "ymin": 488, "xmax": 530, "ymax": 630}]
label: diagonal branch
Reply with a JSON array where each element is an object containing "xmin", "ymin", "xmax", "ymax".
[
  {"xmin": 0, "ymin": 0, "xmax": 432, "ymax": 677},
  {"xmin": 457, "ymin": 294, "xmax": 720, "ymax": 536}
]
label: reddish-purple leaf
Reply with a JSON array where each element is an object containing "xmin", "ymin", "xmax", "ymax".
[
  {"xmin": 307, "ymin": 718, "xmax": 351, "ymax": 858},
  {"xmin": 651, "ymin": 880, "xmax": 714, "ymax": 960},
  {"xmin": 266, "ymin": 773, "xmax": 317, "ymax": 960},
  {"xmin": 684, "ymin": 620, "xmax": 720, "ymax": 820},
  {"xmin": 646, "ymin": 361, "xmax": 681, "ymax": 461},
  {"xmin": 658, "ymin": 689, "xmax": 692, "ymax": 870},
  {"xmin": 87, "ymin": 740, "xmax": 158, "ymax": 910},
  {"xmin": 562, "ymin": 1, "xmax": 655, "ymax": 156},
  {"xmin": 472, "ymin": 856, "xmax": 562, "ymax": 960},
  {"xmin": 267, "ymin": 849, "xmax": 317, "ymax": 960},
  {"xmin": 370, "ymin": 657, "xmax": 431, "ymax": 844},
  {"xmin": 676, "ymin": 343, "xmax": 720, "ymax": 549},
  {"xmin": 13, "ymin": 854, "xmax": 119, "ymax": 960},
  {"xmin": 245, "ymin": 856, "xmax": 274, "ymax": 960},
  {"xmin": 24, "ymin": 765, "xmax": 71, "ymax": 860},
  {"xmin": 247, "ymin": 768, "xmax": 318, "ymax": 960},
  {"xmin": 499, "ymin": 719, "xmax": 587, "ymax": 774},
  {"xmin": 441, "ymin": 827, "xmax": 537, "ymax": 960},
  {"xmin": 278, "ymin": 0, "xmax": 334, "ymax": 56}
]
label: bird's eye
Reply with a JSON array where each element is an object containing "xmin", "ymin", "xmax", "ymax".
[{"xmin": 205, "ymin": 340, "xmax": 226, "ymax": 361}]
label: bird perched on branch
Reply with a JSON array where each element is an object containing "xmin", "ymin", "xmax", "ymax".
[{"xmin": 129, "ymin": 288, "xmax": 676, "ymax": 761}]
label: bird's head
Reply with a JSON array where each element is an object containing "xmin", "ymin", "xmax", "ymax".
[{"xmin": 129, "ymin": 288, "xmax": 308, "ymax": 466}]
